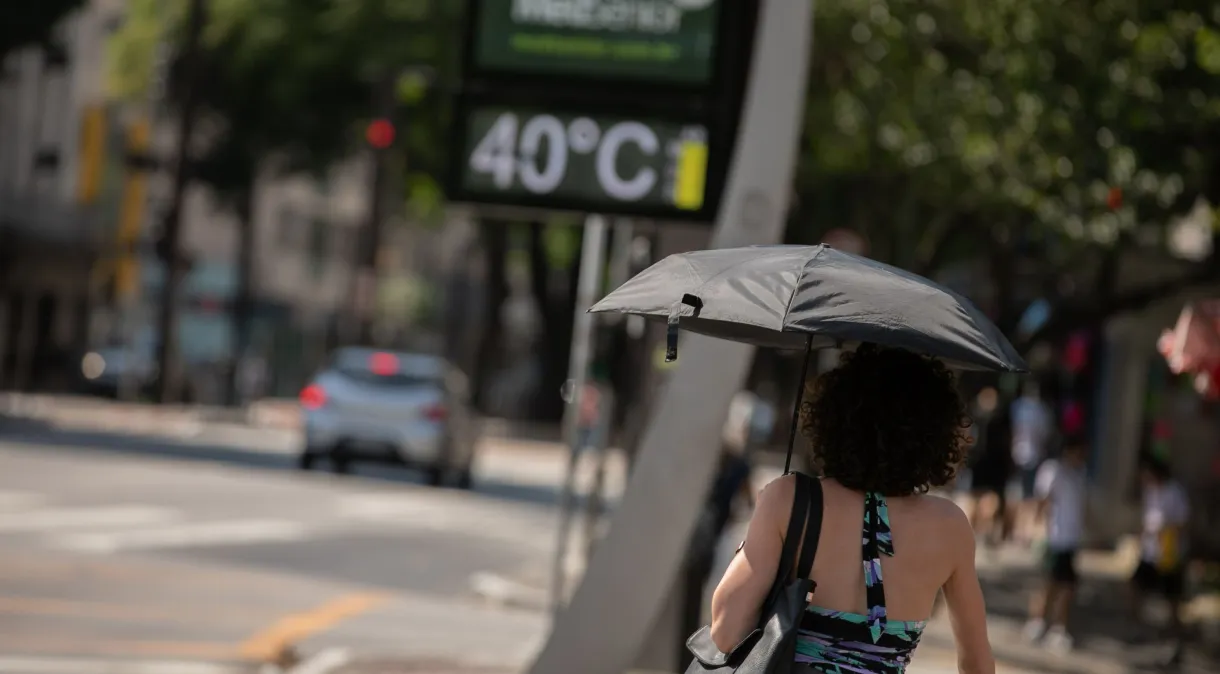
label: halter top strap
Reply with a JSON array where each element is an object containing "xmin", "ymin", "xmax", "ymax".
[{"xmin": 862, "ymin": 491, "xmax": 894, "ymax": 642}]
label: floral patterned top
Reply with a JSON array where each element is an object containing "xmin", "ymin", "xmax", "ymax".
[{"xmin": 794, "ymin": 492, "xmax": 925, "ymax": 673}]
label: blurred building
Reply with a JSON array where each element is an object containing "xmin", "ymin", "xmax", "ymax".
[
  {"xmin": 0, "ymin": 1, "xmax": 460, "ymax": 402},
  {"xmin": 0, "ymin": 0, "xmax": 123, "ymax": 393}
]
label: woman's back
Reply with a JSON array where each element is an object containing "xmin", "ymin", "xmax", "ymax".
[{"xmin": 808, "ymin": 478, "xmax": 963, "ymax": 622}]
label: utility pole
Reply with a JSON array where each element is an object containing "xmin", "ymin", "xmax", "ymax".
[
  {"xmin": 153, "ymin": 0, "xmax": 207, "ymax": 403},
  {"xmin": 354, "ymin": 72, "xmax": 398, "ymax": 346}
]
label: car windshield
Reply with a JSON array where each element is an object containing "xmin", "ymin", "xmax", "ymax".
[{"xmin": 331, "ymin": 349, "xmax": 444, "ymax": 388}]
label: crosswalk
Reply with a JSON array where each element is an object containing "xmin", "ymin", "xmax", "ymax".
[{"xmin": 0, "ymin": 487, "xmax": 555, "ymax": 556}]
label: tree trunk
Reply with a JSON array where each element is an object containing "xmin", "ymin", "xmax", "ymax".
[
  {"xmin": 226, "ymin": 187, "xmax": 256, "ymax": 406},
  {"xmin": 153, "ymin": 0, "xmax": 206, "ymax": 404},
  {"xmin": 470, "ymin": 220, "xmax": 509, "ymax": 413}
]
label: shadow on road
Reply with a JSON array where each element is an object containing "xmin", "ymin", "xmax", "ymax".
[{"xmin": 0, "ymin": 421, "xmax": 577, "ymax": 512}]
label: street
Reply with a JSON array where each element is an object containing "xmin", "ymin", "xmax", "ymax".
[{"xmin": 0, "ymin": 421, "xmax": 596, "ymax": 674}]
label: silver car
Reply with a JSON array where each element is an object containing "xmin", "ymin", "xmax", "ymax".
[{"xmin": 298, "ymin": 347, "xmax": 473, "ymax": 488}]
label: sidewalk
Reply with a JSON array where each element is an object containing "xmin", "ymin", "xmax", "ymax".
[
  {"xmin": 320, "ymin": 646, "xmax": 1028, "ymax": 674},
  {"xmin": 924, "ymin": 541, "xmax": 1220, "ymax": 674}
]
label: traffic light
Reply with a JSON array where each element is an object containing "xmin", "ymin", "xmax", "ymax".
[{"xmin": 365, "ymin": 118, "xmax": 395, "ymax": 150}]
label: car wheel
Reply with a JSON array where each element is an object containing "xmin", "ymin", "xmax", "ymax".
[
  {"xmin": 424, "ymin": 464, "xmax": 445, "ymax": 487},
  {"xmin": 453, "ymin": 467, "xmax": 474, "ymax": 490},
  {"xmin": 298, "ymin": 451, "xmax": 316, "ymax": 471},
  {"xmin": 330, "ymin": 446, "xmax": 352, "ymax": 475}
]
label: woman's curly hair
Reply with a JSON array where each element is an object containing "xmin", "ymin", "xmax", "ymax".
[{"xmin": 800, "ymin": 344, "xmax": 972, "ymax": 496}]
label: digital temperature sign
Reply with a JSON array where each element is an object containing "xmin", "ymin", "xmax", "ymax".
[{"xmin": 453, "ymin": 106, "xmax": 712, "ymax": 219}]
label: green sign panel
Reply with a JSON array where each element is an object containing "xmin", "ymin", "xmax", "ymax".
[
  {"xmin": 456, "ymin": 105, "xmax": 711, "ymax": 216},
  {"xmin": 472, "ymin": 0, "xmax": 721, "ymax": 84}
]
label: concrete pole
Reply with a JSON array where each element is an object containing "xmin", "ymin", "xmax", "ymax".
[
  {"xmin": 527, "ymin": 2, "xmax": 815, "ymax": 673},
  {"xmin": 549, "ymin": 214, "xmax": 610, "ymax": 613}
]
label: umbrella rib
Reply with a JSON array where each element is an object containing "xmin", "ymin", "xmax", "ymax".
[{"xmin": 780, "ymin": 245, "xmax": 824, "ymax": 334}]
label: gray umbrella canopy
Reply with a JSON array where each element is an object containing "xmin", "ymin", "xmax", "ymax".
[{"xmin": 590, "ymin": 244, "xmax": 1027, "ymax": 373}]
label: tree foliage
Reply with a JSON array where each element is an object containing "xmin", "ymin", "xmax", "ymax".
[
  {"xmin": 107, "ymin": 0, "xmax": 462, "ymax": 205},
  {"xmin": 795, "ymin": 0, "xmax": 1220, "ymax": 338}
]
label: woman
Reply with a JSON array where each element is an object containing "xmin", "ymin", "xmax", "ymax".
[{"xmin": 709, "ymin": 346, "xmax": 995, "ymax": 673}]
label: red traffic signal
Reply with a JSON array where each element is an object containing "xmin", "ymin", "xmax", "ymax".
[
  {"xmin": 365, "ymin": 118, "xmax": 395, "ymax": 149},
  {"xmin": 1106, "ymin": 187, "xmax": 1123, "ymax": 210}
]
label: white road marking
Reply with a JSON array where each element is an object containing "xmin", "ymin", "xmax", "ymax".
[
  {"xmin": 0, "ymin": 656, "xmax": 244, "ymax": 674},
  {"xmin": 0, "ymin": 506, "xmax": 180, "ymax": 533},
  {"xmin": 52, "ymin": 519, "xmax": 311, "ymax": 553},
  {"xmin": 283, "ymin": 648, "xmax": 350, "ymax": 674}
]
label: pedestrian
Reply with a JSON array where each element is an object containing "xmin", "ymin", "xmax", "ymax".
[
  {"xmin": 1010, "ymin": 381, "xmax": 1054, "ymax": 544},
  {"xmin": 708, "ymin": 346, "xmax": 995, "ymax": 673},
  {"xmin": 1129, "ymin": 455, "xmax": 1191, "ymax": 665},
  {"xmin": 970, "ymin": 389, "xmax": 1015, "ymax": 546},
  {"xmin": 678, "ymin": 390, "xmax": 759, "ymax": 670},
  {"xmin": 1023, "ymin": 441, "xmax": 1089, "ymax": 652}
]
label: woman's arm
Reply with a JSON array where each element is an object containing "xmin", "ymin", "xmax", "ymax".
[
  {"xmin": 709, "ymin": 475, "xmax": 792, "ymax": 653},
  {"xmin": 941, "ymin": 506, "xmax": 995, "ymax": 674}
]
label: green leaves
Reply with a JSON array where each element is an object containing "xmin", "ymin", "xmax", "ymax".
[
  {"xmin": 798, "ymin": 0, "xmax": 1220, "ymax": 272},
  {"xmin": 106, "ymin": 0, "xmax": 460, "ymax": 212}
]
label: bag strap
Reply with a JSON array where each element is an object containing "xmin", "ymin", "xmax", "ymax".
[
  {"xmin": 795, "ymin": 474, "xmax": 824, "ymax": 582},
  {"xmin": 765, "ymin": 473, "xmax": 810, "ymax": 606}
]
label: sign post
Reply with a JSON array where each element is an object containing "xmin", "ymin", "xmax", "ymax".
[{"xmin": 550, "ymin": 213, "xmax": 609, "ymax": 614}]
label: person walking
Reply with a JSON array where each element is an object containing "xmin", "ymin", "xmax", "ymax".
[
  {"xmin": 678, "ymin": 390, "xmax": 761, "ymax": 670},
  {"xmin": 1023, "ymin": 441, "xmax": 1089, "ymax": 652},
  {"xmin": 1010, "ymin": 381, "xmax": 1054, "ymax": 544},
  {"xmin": 1129, "ymin": 456, "xmax": 1191, "ymax": 666},
  {"xmin": 708, "ymin": 346, "xmax": 995, "ymax": 673},
  {"xmin": 970, "ymin": 390, "xmax": 1015, "ymax": 546}
]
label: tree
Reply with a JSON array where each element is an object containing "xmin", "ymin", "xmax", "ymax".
[
  {"xmin": 108, "ymin": 0, "xmax": 463, "ymax": 402},
  {"xmin": 0, "ymin": 0, "xmax": 83, "ymax": 63},
  {"xmin": 793, "ymin": 0, "xmax": 1220, "ymax": 346}
]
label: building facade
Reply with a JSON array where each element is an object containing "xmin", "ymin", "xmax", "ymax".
[{"xmin": 0, "ymin": 0, "xmax": 412, "ymax": 402}]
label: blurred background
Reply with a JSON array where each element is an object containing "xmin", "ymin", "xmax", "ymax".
[{"xmin": 3, "ymin": 1, "xmax": 1220, "ymax": 673}]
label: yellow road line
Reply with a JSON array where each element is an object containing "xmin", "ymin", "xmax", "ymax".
[{"xmin": 239, "ymin": 592, "xmax": 388, "ymax": 662}]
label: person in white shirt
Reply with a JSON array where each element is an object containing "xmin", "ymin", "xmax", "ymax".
[
  {"xmin": 1011, "ymin": 383, "xmax": 1054, "ymax": 494},
  {"xmin": 1009, "ymin": 382, "xmax": 1055, "ymax": 544},
  {"xmin": 1129, "ymin": 457, "xmax": 1191, "ymax": 664},
  {"xmin": 1023, "ymin": 441, "xmax": 1088, "ymax": 652}
]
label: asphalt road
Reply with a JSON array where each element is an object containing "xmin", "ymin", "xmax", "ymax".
[{"xmin": 0, "ymin": 421, "xmax": 619, "ymax": 674}]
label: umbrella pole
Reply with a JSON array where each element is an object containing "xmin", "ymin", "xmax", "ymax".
[{"xmin": 784, "ymin": 335, "xmax": 815, "ymax": 474}]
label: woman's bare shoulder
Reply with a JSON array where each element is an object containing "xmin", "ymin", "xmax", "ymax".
[
  {"xmin": 911, "ymin": 493, "xmax": 973, "ymax": 535},
  {"xmin": 756, "ymin": 474, "xmax": 797, "ymax": 513}
]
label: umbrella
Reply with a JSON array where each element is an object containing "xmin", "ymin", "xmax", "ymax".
[{"xmin": 589, "ymin": 244, "xmax": 1028, "ymax": 471}]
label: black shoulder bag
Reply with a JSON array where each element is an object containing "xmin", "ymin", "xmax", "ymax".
[{"xmin": 684, "ymin": 472, "xmax": 824, "ymax": 674}]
